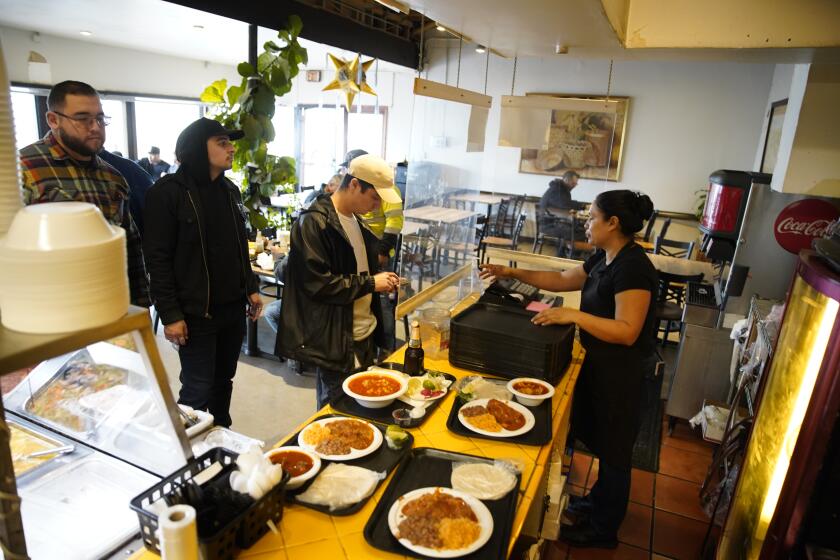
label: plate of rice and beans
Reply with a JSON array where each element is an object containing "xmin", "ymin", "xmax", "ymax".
[
  {"xmin": 388, "ymin": 487, "xmax": 493, "ymax": 558},
  {"xmin": 457, "ymin": 398, "xmax": 535, "ymax": 437},
  {"xmin": 298, "ymin": 417, "xmax": 383, "ymax": 461}
]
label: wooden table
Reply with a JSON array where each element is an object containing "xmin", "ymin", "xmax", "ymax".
[
  {"xmin": 404, "ymin": 205, "xmax": 480, "ymax": 224},
  {"xmin": 448, "ymin": 193, "xmax": 506, "ymax": 206},
  {"xmin": 132, "ymin": 342, "xmax": 583, "ymax": 560},
  {"xmin": 647, "ymin": 253, "xmax": 716, "ymax": 280}
]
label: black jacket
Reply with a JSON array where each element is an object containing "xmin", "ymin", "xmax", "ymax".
[
  {"xmin": 276, "ymin": 195, "xmax": 384, "ymax": 371},
  {"xmin": 538, "ymin": 179, "xmax": 585, "ymax": 218},
  {"xmin": 143, "ymin": 127, "xmax": 257, "ymax": 325}
]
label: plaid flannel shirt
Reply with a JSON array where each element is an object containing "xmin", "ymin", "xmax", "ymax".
[{"xmin": 19, "ymin": 132, "xmax": 150, "ymax": 306}]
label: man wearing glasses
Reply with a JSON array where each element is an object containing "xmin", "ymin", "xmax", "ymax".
[{"xmin": 18, "ymin": 80, "xmax": 149, "ymax": 306}]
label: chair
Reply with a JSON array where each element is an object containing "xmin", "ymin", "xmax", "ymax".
[
  {"xmin": 657, "ymin": 218, "xmax": 672, "ymax": 241},
  {"xmin": 501, "ymin": 196, "xmax": 525, "ymax": 237},
  {"xmin": 486, "ymin": 197, "xmax": 511, "ymax": 237},
  {"xmin": 401, "ymin": 224, "xmax": 441, "ymax": 291},
  {"xmin": 481, "ymin": 213, "xmax": 526, "ymax": 263},
  {"xmin": 532, "ymin": 210, "xmax": 561, "ymax": 255},
  {"xmin": 641, "ymin": 210, "xmax": 659, "ymax": 242},
  {"xmin": 437, "ymin": 223, "xmax": 476, "ymax": 274},
  {"xmin": 532, "ymin": 209, "xmax": 593, "ymax": 259},
  {"xmin": 653, "ymin": 270, "xmax": 705, "ymax": 345},
  {"xmin": 654, "ymin": 237, "xmax": 695, "ymax": 260}
]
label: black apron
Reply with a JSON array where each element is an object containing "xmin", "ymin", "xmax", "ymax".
[{"xmin": 571, "ymin": 250, "xmax": 648, "ymax": 470}]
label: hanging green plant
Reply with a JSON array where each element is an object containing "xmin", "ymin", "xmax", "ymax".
[{"xmin": 200, "ymin": 15, "xmax": 308, "ymax": 231}]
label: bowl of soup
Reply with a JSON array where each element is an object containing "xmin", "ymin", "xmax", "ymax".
[
  {"xmin": 342, "ymin": 370, "xmax": 408, "ymax": 408},
  {"xmin": 506, "ymin": 378, "xmax": 555, "ymax": 407},
  {"xmin": 264, "ymin": 446, "xmax": 321, "ymax": 490}
]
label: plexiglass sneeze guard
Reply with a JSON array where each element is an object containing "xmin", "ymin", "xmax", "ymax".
[
  {"xmin": 3, "ymin": 314, "xmax": 192, "ymax": 477},
  {"xmin": 399, "ymin": 79, "xmax": 491, "ymax": 313}
]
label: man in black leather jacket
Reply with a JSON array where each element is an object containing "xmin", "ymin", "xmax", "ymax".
[
  {"xmin": 277, "ymin": 154, "xmax": 401, "ymax": 408},
  {"xmin": 143, "ymin": 118, "xmax": 261, "ymax": 427}
]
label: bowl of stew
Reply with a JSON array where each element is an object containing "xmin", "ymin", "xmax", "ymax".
[
  {"xmin": 342, "ymin": 370, "xmax": 408, "ymax": 408},
  {"xmin": 506, "ymin": 378, "xmax": 555, "ymax": 407},
  {"xmin": 264, "ymin": 446, "xmax": 321, "ymax": 490}
]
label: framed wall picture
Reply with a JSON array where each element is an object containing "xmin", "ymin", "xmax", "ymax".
[
  {"xmin": 519, "ymin": 93, "xmax": 630, "ymax": 181},
  {"xmin": 759, "ymin": 98, "xmax": 788, "ymax": 175}
]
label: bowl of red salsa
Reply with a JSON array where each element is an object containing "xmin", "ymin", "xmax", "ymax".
[
  {"xmin": 342, "ymin": 370, "xmax": 408, "ymax": 408},
  {"xmin": 506, "ymin": 378, "xmax": 555, "ymax": 407},
  {"xmin": 264, "ymin": 446, "xmax": 321, "ymax": 489}
]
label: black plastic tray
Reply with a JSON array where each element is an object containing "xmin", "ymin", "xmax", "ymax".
[
  {"xmin": 281, "ymin": 414, "xmax": 413, "ymax": 516},
  {"xmin": 330, "ymin": 368, "xmax": 457, "ymax": 428},
  {"xmin": 363, "ymin": 447, "xmax": 521, "ymax": 559},
  {"xmin": 446, "ymin": 395, "xmax": 553, "ymax": 446}
]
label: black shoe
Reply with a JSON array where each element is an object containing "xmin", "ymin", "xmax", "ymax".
[
  {"xmin": 560, "ymin": 521, "xmax": 618, "ymax": 549},
  {"xmin": 565, "ymin": 494, "xmax": 594, "ymax": 517}
]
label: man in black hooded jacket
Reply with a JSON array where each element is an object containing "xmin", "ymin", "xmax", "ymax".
[{"xmin": 143, "ymin": 118, "xmax": 261, "ymax": 427}]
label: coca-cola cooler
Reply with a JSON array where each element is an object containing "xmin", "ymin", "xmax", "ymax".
[{"xmin": 699, "ymin": 170, "xmax": 840, "ymax": 316}]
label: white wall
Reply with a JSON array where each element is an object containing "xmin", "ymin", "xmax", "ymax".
[
  {"xmin": 424, "ymin": 44, "xmax": 775, "ymax": 213},
  {"xmin": 0, "ymin": 25, "xmax": 415, "ymax": 163},
  {"xmin": 752, "ymin": 63, "xmax": 794, "ymax": 172},
  {"xmin": 778, "ymin": 64, "xmax": 840, "ymax": 195}
]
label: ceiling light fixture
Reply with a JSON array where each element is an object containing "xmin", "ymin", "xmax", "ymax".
[
  {"xmin": 193, "ymin": 24, "xmax": 204, "ymax": 30},
  {"xmin": 475, "ymin": 45, "xmax": 486, "ymax": 53},
  {"xmin": 79, "ymin": 30, "xmax": 92, "ymax": 36},
  {"xmin": 555, "ymin": 43, "xmax": 568, "ymax": 54},
  {"xmin": 373, "ymin": 0, "xmax": 409, "ymax": 14},
  {"xmin": 436, "ymin": 24, "xmax": 446, "ymax": 32}
]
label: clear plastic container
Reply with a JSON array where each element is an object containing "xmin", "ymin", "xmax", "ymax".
[{"xmin": 419, "ymin": 307, "xmax": 451, "ymax": 360}]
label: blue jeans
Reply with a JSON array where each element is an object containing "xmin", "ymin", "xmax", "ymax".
[{"xmin": 264, "ymin": 299, "xmax": 282, "ymax": 333}]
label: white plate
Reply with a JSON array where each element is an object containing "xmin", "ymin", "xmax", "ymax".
[
  {"xmin": 297, "ymin": 417, "xmax": 383, "ymax": 461},
  {"xmin": 388, "ymin": 487, "xmax": 493, "ymax": 558},
  {"xmin": 457, "ymin": 398, "xmax": 535, "ymax": 438}
]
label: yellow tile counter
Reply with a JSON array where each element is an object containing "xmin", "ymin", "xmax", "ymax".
[{"xmin": 132, "ymin": 343, "xmax": 583, "ymax": 560}]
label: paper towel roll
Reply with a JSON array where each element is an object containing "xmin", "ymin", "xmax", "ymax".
[{"xmin": 158, "ymin": 504, "xmax": 199, "ymax": 560}]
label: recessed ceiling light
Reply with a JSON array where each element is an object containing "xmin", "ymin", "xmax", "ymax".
[
  {"xmin": 475, "ymin": 45, "xmax": 486, "ymax": 53},
  {"xmin": 436, "ymin": 25, "xmax": 446, "ymax": 32},
  {"xmin": 193, "ymin": 24, "xmax": 204, "ymax": 30},
  {"xmin": 79, "ymin": 30, "xmax": 92, "ymax": 36}
]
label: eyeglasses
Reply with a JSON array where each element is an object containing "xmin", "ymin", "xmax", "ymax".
[{"xmin": 53, "ymin": 111, "xmax": 111, "ymax": 128}]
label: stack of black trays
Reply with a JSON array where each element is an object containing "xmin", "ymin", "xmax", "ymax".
[{"xmin": 449, "ymin": 303, "xmax": 574, "ymax": 384}]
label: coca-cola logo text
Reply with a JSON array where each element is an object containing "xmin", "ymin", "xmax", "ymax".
[
  {"xmin": 774, "ymin": 199, "xmax": 840, "ymax": 255},
  {"xmin": 775, "ymin": 217, "xmax": 831, "ymax": 237}
]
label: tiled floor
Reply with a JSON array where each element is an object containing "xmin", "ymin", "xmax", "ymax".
[{"xmin": 545, "ymin": 414, "xmax": 718, "ymax": 560}]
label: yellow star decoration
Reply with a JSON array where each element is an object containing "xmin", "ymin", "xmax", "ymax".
[{"xmin": 322, "ymin": 54, "xmax": 377, "ymax": 110}]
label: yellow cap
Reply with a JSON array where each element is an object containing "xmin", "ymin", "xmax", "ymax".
[{"xmin": 348, "ymin": 154, "xmax": 402, "ymax": 204}]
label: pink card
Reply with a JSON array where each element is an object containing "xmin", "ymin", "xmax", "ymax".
[{"xmin": 526, "ymin": 301, "xmax": 551, "ymax": 312}]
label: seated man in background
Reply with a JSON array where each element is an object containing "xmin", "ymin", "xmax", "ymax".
[
  {"xmin": 537, "ymin": 170, "xmax": 586, "ymax": 256},
  {"xmin": 18, "ymin": 80, "xmax": 149, "ymax": 306},
  {"xmin": 304, "ymin": 173, "xmax": 341, "ymax": 206}
]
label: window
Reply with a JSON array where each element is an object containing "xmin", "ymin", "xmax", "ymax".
[
  {"xmin": 299, "ymin": 105, "xmax": 388, "ymax": 186},
  {"xmin": 347, "ymin": 110, "xmax": 385, "ymax": 158},
  {"xmin": 9, "ymin": 90, "xmax": 40, "ymax": 150},
  {"xmin": 301, "ymin": 106, "xmax": 345, "ymax": 187},
  {"xmin": 134, "ymin": 98, "xmax": 202, "ymax": 166},
  {"xmin": 100, "ymin": 99, "xmax": 128, "ymax": 157},
  {"xmin": 267, "ymin": 104, "xmax": 295, "ymax": 158}
]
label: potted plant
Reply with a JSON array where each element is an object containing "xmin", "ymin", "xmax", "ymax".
[{"xmin": 200, "ymin": 15, "xmax": 308, "ymax": 234}]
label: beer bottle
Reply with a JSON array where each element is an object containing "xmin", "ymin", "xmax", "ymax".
[{"xmin": 404, "ymin": 320, "xmax": 425, "ymax": 376}]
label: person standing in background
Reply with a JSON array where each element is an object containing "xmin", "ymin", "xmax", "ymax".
[
  {"xmin": 137, "ymin": 146, "xmax": 170, "ymax": 179},
  {"xmin": 305, "ymin": 173, "xmax": 341, "ymax": 206},
  {"xmin": 99, "ymin": 149, "xmax": 154, "ymax": 237},
  {"xmin": 143, "ymin": 118, "xmax": 262, "ymax": 427},
  {"xmin": 18, "ymin": 80, "xmax": 149, "ymax": 306}
]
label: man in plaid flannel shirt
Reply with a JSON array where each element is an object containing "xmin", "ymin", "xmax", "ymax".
[{"xmin": 18, "ymin": 81, "xmax": 150, "ymax": 306}]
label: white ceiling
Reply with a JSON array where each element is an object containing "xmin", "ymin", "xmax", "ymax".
[
  {"xmin": 0, "ymin": 0, "xmax": 837, "ymax": 67},
  {"xmin": 0, "ymin": 0, "xmax": 415, "ymax": 72}
]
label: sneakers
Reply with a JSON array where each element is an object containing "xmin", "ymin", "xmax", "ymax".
[{"xmin": 560, "ymin": 520, "xmax": 618, "ymax": 549}]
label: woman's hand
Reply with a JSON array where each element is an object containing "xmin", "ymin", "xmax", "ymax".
[
  {"xmin": 532, "ymin": 307, "xmax": 579, "ymax": 326},
  {"xmin": 479, "ymin": 263, "xmax": 513, "ymax": 281}
]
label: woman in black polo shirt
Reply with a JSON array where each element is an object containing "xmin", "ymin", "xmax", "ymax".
[{"xmin": 480, "ymin": 190, "xmax": 657, "ymax": 549}]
